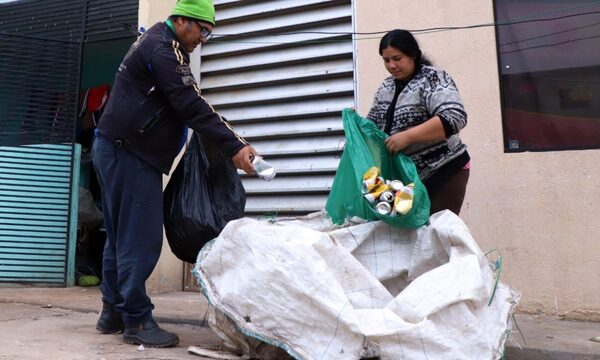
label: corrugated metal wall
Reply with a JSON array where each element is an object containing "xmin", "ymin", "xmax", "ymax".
[
  {"xmin": 201, "ymin": 0, "xmax": 355, "ymax": 216},
  {"xmin": 0, "ymin": 144, "xmax": 80, "ymax": 284}
]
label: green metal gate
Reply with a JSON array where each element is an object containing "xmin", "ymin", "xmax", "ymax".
[{"xmin": 0, "ymin": 144, "xmax": 81, "ymax": 285}]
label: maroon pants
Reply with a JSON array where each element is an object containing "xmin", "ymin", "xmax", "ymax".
[{"xmin": 428, "ymin": 169, "xmax": 470, "ymax": 216}]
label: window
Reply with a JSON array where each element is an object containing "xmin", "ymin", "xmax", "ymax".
[{"xmin": 494, "ymin": 0, "xmax": 600, "ymax": 151}]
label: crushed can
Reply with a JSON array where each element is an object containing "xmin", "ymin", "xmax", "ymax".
[
  {"xmin": 252, "ymin": 156, "xmax": 276, "ymax": 181},
  {"xmin": 364, "ymin": 183, "xmax": 390, "ymax": 204},
  {"xmin": 394, "ymin": 183, "xmax": 415, "ymax": 215},
  {"xmin": 362, "ymin": 167, "xmax": 380, "ymax": 185}
]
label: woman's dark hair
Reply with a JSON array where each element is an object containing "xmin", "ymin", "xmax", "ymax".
[{"xmin": 379, "ymin": 29, "xmax": 432, "ymax": 66}]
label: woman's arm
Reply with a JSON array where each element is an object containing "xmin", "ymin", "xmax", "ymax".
[
  {"xmin": 385, "ymin": 68, "xmax": 467, "ymax": 154},
  {"xmin": 384, "ymin": 115, "xmax": 445, "ymax": 154}
]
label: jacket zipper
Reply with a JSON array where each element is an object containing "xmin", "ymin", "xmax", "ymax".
[{"xmin": 138, "ymin": 106, "xmax": 166, "ymax": 134}]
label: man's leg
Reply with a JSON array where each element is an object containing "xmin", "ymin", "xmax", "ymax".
[
  {"xmin": 92, "ymin": 135, "xmax": 177, "ymax": 347},
  {"xmin": 92, "ymin": 135, "xmax": 124, "ymax": 334},
  {"xmin": 113, "ymin": 149, "xmax": 178, "ymax": 347},
  {"xmin": 111, "ymin": 149, "xmax": 162, "ymax": 325}
]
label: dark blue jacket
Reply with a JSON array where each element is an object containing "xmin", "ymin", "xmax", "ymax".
[{"xmin": 97, "ymin": 22, "xmax": 248, "ymax": 174}]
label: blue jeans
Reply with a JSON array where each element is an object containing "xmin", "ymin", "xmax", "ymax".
[{"xmin": 92, "ymin": 134, "xmax": 163, "ymax": 326}]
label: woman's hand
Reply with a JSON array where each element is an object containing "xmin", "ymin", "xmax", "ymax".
[
  {"xmin": 385, "ymin": 116, "xmax": 446, "ymax": 154},
  {"xmin": 384, "ymin": 131, "xmax": 413, "ymax": 154}
]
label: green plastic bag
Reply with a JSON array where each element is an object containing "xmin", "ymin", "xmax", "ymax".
[{"xmin": 326, "ymin": 109, "xmax": 430, "ymax": 228}]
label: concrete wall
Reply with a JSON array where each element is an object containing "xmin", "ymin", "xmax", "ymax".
[
  {"xmin": 354, "ymin": 0, "xmax": 600, "ymax": 319},
  {"xmin": 139, "ymin": 0, "xmax": 184, "ymax": 293}
]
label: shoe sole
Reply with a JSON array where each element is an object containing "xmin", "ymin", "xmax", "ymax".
[{"xmin": 123, "ymin": 335, "xmax": 179, "ymax": 348}]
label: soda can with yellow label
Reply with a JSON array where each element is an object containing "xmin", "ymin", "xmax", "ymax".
[
  {"xmin": 393, "ymin": 183, "xmax": 415, "ymax": 215},
  {"xmin": 362, "ymin": 166, "xmax": 380, "ymax": 185},
  {"xmin": 364, "ymin": 183, "xmax": 390, "ymax": 204}
]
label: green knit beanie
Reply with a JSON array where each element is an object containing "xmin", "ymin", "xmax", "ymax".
[{"xmin": 172, "ymin": 0, "xmax": 215, "ymax": 26}]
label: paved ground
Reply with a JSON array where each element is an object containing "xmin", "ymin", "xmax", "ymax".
[
  {"xmin": 0, "ymin": 302, "xmax": 221, "ymax": 360},
  {"xmin": 1, "ymin": 286, "xmax": 600, "ymax": 359},
  {"xmin": 505, "ymin": 315, "xmax": 600, "ymax": 360},
  {"xmin": 0, "ymin": 287, "xmax": 219, "ymax": 360}
]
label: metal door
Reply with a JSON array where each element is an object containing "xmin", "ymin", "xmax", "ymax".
[{"xmin": 201, "ymin": 0, "xmax": 355, "ymax": 216}]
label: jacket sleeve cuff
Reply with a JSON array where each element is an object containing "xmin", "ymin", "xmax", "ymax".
[
  {"xmin": 438, "ymin": 114, "xmax": 455, "ymax": 138},
  {"xmin": 224, "ymin": 140, "xmax": 247, "ymax": 158}
]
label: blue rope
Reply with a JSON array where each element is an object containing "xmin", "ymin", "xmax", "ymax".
[{"xmin": 485, "ymin": 249, "xmax": 503, "ymax": 307}]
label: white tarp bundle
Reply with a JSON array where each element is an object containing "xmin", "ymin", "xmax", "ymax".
[{"xmin": 193, "ymin": 210, "xmax": 519, "ymax": 360}]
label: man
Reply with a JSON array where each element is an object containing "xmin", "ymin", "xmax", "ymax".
[{"xmin": 92, "ymin": 0, "xmax": 256, "ymax": 348}]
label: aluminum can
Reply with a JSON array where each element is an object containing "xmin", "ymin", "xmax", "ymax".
[
  {"xmin": 363, "ymin": 176, "xmax": 386, "ymax": 193},
  {"xmin": 390, "ymin": 180, "xmax": 404, "ymax": 192},
  {"xmin": 362, "ymin": 166, "xmax": 380, "ymax": 185},
  {"xmin": 362, "ymin": 181, "xmax": 375, "ymax": 194},
  {"xmin": 364, "ymin": 183, "xmax": 390, "ymax": 204},
  {"xmin": 394, "ymin": 183, "xmax": 415, "ymax": 215},
  {"xmin": 380, "ymin": 190, "xmax": 394, "ymax": 203},
  {"xmin": 252, "ymin": 156, "xmax": 276, "ymax": 181},
  {"xmin": 375, "ymin": 201, "xmax": 392, "ymax": 215}
]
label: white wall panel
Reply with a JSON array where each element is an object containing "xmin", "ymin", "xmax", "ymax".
[
  {"xmin": 216, "ymin": 0, "xmax": 344, "ymax": 21},
  {"xmin": 249, "ymin": 135, "xmax": 345, "ymax": 155},
  {"xmin": 202, "ymin": 41, "xmax": 353, "ymax": 73},
  {"xmin": 219, "ymin": 96, "xmax": 355, "ymax": 122},
  {"xmin": 233, "ymin": 116, "xmax": 344, "ymax": 137},
  {"xmin": 203, "ymin": 23, "xmax": 352, "ymax": 57},
  {"xmin": 245, "ymin": 195, "xmax": 331, "ymax": 214},
  {"xmin": 208, "ymin": 78, "xmax": 353, "ymax": 107},
  {"xmin": 202, "ymin": 0, "xmax": 354, "ymax": 215},
  {"xmin": 202, "ymin": 58, "xmax": 353, "ymax": 90},
  {"xmin": 211, "ymin": 4, "xmax": 351, "ymax": 37}
]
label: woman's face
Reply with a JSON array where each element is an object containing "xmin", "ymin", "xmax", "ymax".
[{"xmin": 381, "ymin": 46, "xmax": 416, "ymax": 81}]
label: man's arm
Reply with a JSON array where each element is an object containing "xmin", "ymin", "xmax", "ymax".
[{"xmin": 149, "ymin": 41, "xmax": 256, "ymax": 172}]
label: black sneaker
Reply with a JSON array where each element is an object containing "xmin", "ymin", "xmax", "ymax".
[
  {"xmin": 96, "ymin": 302, "xmax": 124, "ymax": 334},
  {"xmin": 123, "ymin": 319, "xmax": 179, "ymax": 348}
]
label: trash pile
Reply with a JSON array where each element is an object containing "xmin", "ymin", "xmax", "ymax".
[{"xmin": 193, "ymin": 211, "xmax": 519, "ymax": 360}]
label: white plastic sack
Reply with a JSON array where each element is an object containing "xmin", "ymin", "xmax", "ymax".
[{"xmin": 193, "ymin": 210, "xmax": 519, "ymax": 360}]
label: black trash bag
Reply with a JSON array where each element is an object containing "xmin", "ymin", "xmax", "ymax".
[{"xmin": 164, "ymin": 132, "xmax": 246, "ymax": 263}]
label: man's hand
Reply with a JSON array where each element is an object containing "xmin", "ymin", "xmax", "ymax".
[{"xmin": 232, "ymin": 145, "xmax": 258, "ymax": 175}]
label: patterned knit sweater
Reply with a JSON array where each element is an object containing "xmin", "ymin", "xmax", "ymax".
[{"xmin": 367, "ymin": 65, "xmax": 468, "ymax": 182}]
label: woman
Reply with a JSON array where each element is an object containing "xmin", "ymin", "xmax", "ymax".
[{"xmin": 367, "ymin": 29, "xmax": 470, "ymax": 215}]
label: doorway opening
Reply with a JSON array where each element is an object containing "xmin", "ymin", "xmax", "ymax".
[{"xmin": 74, "ymin": 36, "xmax": 137, "ymax": 287}]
